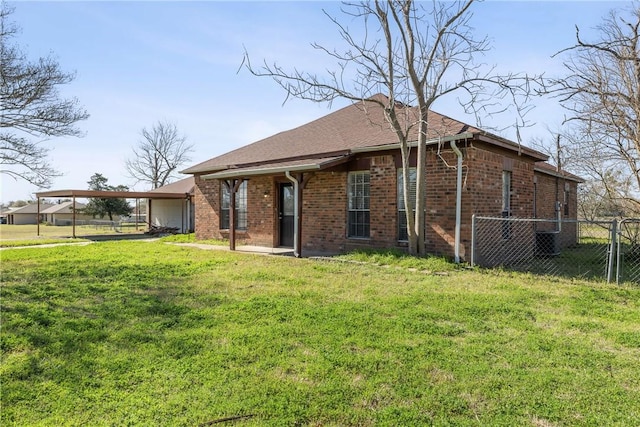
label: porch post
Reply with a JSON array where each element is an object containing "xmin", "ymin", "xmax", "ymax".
[
  {"xmin": 72, "ymin": 195, "xmax": 77, "ymax": 238},
  {"xmin": 285, "ymin": 172, "xmax": 314, "ymax": 258},
  {"xmin": 224, "ymin": 179, "xmax": 244, "ymax": 251}
]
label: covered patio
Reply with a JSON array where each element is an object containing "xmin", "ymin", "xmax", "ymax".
[{"xmin": 35, "ymin": 189, "xmax": 192, "ymax": 238}]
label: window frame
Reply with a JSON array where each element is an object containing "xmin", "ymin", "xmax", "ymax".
[
  {"xmin": 502, "ymin": 170, "xmax": 512, "ymax": 216},
  {"xmin": 502, "ymin": 170, "xmax": 512, "ymax": 239},
  {"xmin": 220, "ymin": 180, "xmax": 248, "ymax": 231},
  {"xmin": 347, "ymin": 171, "xmax": 370, "ymax": 239}
]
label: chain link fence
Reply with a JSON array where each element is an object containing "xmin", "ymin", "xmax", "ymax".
[
  {"xmin": 471, "ymin": 216, "xmax": 639, "ymax": 284},
  {"xmin": 617, "ymin": 219, "xmax": 640, "ymax": 284}
]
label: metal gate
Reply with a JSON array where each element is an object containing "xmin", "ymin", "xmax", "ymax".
[{"xmin": 617, "ymin": 219, "xmax": 640, "ymax": 284}]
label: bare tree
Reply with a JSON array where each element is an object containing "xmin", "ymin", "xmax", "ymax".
[
  {"xmin": 125, "ymin": 120, "xmax": 193, "ymax": 189},
  {"xmin": 548, "ymin": 4, "xmax": 640, "ymax": 217},
  {"xmin": 0, "ymin": 2, "xmax": 89, "ymax": 188},
  {"xmin": 243, "ymin": 0, "xmax": 539, "ymax": 255}
]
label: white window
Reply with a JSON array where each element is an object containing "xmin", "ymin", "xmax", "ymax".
[
  {"xmin": 502, "ymin": 170, "xmax": 512, "ymax": 239},
  {"xmin": 347, "ymin": 172, "xmax": 370, "ymax": 238},
  {"xmin": 502, "ymin": 170, "xmax": 512, "ymax": 216},
  {"xmin": 220, "ymin": 181, "xmax": 247, "ymax": 230}
]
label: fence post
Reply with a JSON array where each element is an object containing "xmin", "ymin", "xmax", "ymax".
[
  {"xmin": 616, "ymin": 220, "xmax": 622, "ymax": 285},
  {"xmin": 607, "ymin": 219, "xmax": 617, "ymax": 283},
  {"xmin": 471, "ymin": 214, "xmax": 476, "ymax": 267}
]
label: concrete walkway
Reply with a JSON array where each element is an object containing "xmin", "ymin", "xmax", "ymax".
[{"xmin": 168, "ymin": 242, "xmax": 295, "ymax": 256}]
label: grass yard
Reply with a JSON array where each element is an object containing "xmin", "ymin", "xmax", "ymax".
[{"xmin": 2, "ymin": 241, "xmax": 639, "ymax": 426}]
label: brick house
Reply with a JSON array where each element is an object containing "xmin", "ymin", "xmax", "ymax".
[{"xmin": 183, "ymin": 95, "xmax": 581, "ymax": 260}]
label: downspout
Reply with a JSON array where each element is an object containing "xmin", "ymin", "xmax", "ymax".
[
  {"xmin": 450, "ymin": 139, "xmax": 463, "ymax": 264},
  {"xmin": 285, "ymin": 170, "xmax": 300, "ymax": 258}
]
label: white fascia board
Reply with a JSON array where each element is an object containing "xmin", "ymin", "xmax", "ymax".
[
  {"xmin": 201, "ymin": 163, "xmax": 323, "ymax": 180},
  {"xmin": 350, "ymin": 132, "xmax": 474, "ymax": 153}
]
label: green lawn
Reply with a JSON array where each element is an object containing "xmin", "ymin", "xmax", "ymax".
[{"xmin": 2, "ymin": 241, "xmax": 639, "ymax": 426}]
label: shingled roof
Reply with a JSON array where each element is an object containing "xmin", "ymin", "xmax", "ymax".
[
  {"xmin": 40, "ymin": 201, "xmax": 86, "ymax": 214},
  {"xmin": 183, "ymin": 94, "xmax": 543, "ymax": 176},
  {"xmin": 534, "ymin": 162, "xmax": 584, "ymax": 183},
  {"xmin": 148, "ymin": 176, "xmax": 195, "ymax": 195}
]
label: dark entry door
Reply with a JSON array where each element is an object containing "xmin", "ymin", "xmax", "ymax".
[{"xmin": 279, "ymin": 183, "xmax": 294, "ymax": 247}]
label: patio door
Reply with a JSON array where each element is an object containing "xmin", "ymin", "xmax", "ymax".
[{"xmin": 279, "ymin": 183, "xmax": 294, "ymax": 247}]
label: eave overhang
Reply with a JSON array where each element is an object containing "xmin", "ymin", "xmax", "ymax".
[
  {"xmin": 200, "ymin": 155, "xmax": 351, "ymax": 180},
  {"xmin": 534, "ymin": 166, "xmax": 585, "ymax": 183},
  {"xmin": 350, "ymin": 132, "xmax": 474, "ymax": 153}
]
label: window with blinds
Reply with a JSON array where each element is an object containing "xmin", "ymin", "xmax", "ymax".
[
  {"xmin": 220, "ymin": 181, "xmax": 247, "ymax": 230},
  {"xmin": 347, "ymin": 171, "xmax": 370, "ymax": 238}
]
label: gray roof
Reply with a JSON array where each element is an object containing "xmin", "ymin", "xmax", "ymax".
[
  {"xmin": 148, "ymin": 176, "xmax": 195, "ymax": 195},
  {"xmin": 40, "ymin": 201, "xmax": 86, "ymax": 214},
  {"xmin": 6, "ymin": 203, "xmax": 54, "ymax": 214}
]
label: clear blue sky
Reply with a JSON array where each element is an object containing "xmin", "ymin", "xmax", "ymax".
[{"xmin": 1, "ymin": 0, "xmax": 624, "ymax": 204}]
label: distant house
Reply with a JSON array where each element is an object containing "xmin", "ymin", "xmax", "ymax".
[
  {"xmin": 0, "ymin": 207, "xmax": 12, "ymax": 224},
  {"xmin": 5, "ymin": 203, "xmax": 54, "ymax": 225},
  {"xmin": 40, "ymin": 201, "xmax": 93, "ymax": 225},
  {"xmin": 147, "ymin": 176, "xmax": 195, "ymax": 233},
  {"xmin": 183, "ymin": 94, "xmax": 581, "ymax": 260}
]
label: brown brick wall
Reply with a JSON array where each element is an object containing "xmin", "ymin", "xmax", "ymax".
[
  {"xmin": 464, "ymin": 145, "xmax": 535, "ymax": 217},
  {"xmin": 246, "ymin": 175, "xmax": 276, "ymax": 246},
  {"xmin": 534, "ymin": 171, "xmax": 578, "ymax": 220},
  {"xmin": 425, "ymin": 144, "xmax": 536, "ymax": 259},
  {"xmin": 194, "ymin": 174, "xmax": 221, "ymax": 240},
  {"xmin": 301, "ymin": 154, "xmax": 413, "ymax": 254},
  {"xmin": 534, "ymin": 171, "xmax": 579, "ymax": 247},
  {"xmin": 301, "ymin": 171, "xmax": 348, "ymax": 253},
  {"xmin": 192, "ymin": 144, "xmax": 554, "ymax": 260},
  {"xmin": 369, "ymin": 155, "xmax": 399, "ymax": 248},
  {"xmin": 425, "ymin": 148, "xmax": 460, "ymax": 257}
]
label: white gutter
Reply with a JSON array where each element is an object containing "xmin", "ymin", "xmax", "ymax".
[
  {"xmin": 285, "ymin": 170, "xmax": 300, "ymax": 258},
  {"xmin": 200, "ymin": 156, "xmax": 350, "ymax": 180},
  {"xmin": 201, "ymin": 163, "xmax": 322, "ymax": 180},
  {"xmin": 351, "ymin": 133, "xmax": 474, "ymax": 154},
  {"xmin": 450, "ymin": 139, "xmax": 464, "ymax": 264}
]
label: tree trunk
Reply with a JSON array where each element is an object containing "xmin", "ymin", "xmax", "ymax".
[
  {"xmin": 415, "ymin": 109, "xmax": 428, "ymax": 255},
  {"xmin": 400, "ymin": 142, "xmax": 418, "ymax": 255}
]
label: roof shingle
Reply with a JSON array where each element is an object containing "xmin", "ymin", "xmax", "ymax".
[{"xmin": 183, "ymin": 94, "xmax": 540, "ymax": 175}]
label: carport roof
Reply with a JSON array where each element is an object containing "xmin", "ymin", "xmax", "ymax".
[{"xmin": 35, "ymin": 189, "xmax": 190, "ymax": 199}]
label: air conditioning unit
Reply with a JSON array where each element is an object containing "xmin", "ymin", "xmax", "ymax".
[{"xmin": 535, "ymin": 231, "xmax": 560, "ymax": 256}]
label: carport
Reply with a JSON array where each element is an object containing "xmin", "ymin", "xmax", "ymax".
[{"xmin": 35, "ymin": 189, "xmax": 191, "ymax": 238}]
